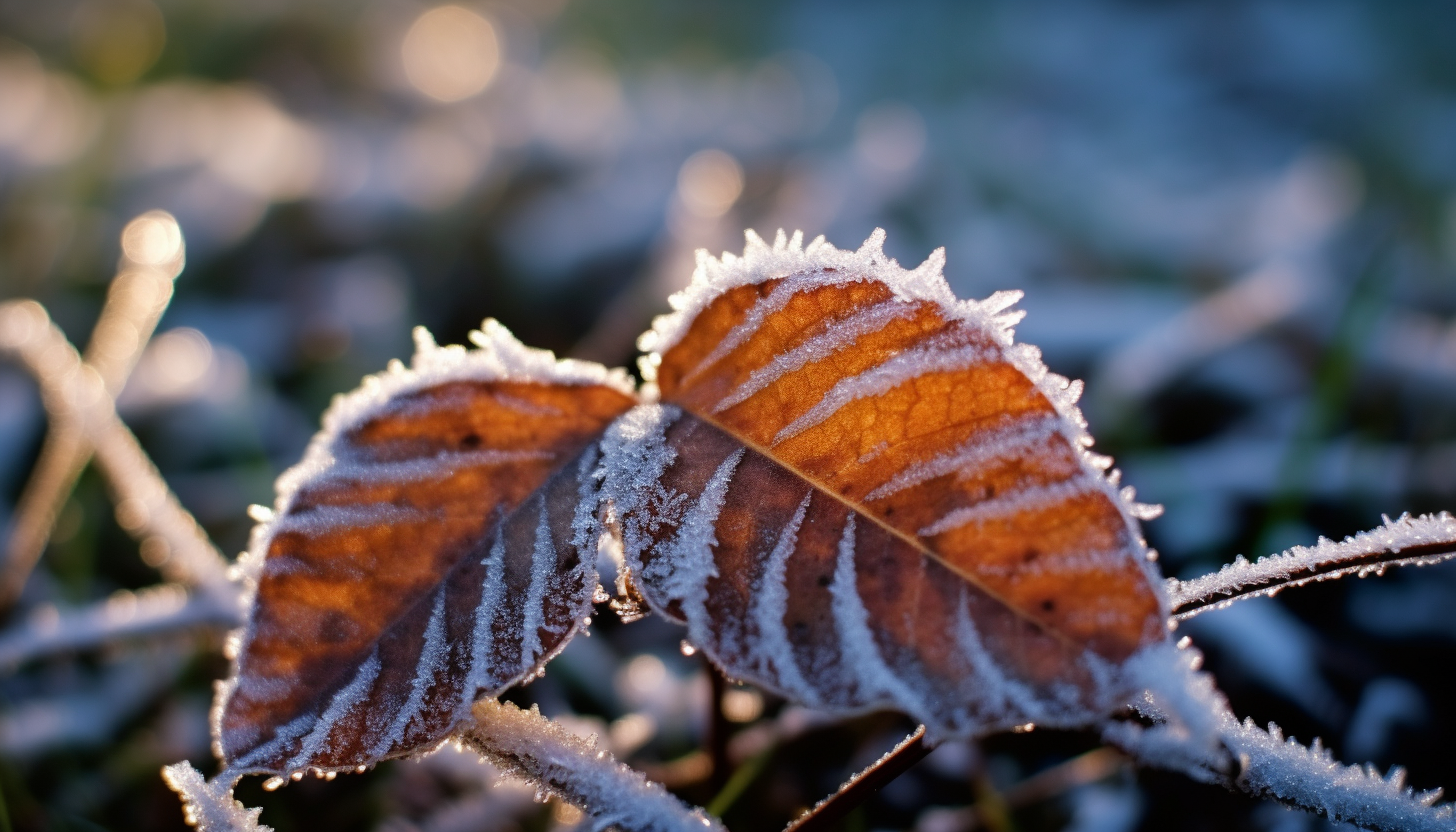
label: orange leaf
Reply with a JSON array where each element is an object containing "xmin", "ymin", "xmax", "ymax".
[
  {"xmin": 603, "ymin": 230, "xmax": 1168, "ymax": 737},
  {"xmin": 216, "ymin": 322, "xmax": 636, "ymax": 776}
]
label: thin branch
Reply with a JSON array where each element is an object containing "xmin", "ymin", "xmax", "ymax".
[
  {"xmin": 463, "ymin": 699, "xmax": 726, "ymax": 832},
  {"xmin": 0, "ymin": 584, "xmax": 240, "ymax": 670},
  {"xmin": 1114, "ymin": 642, "xmax": 1454, "ymax": 832},
  {"xmin": 0, "ymin": 301, "xmax": 235, "ymax": 603},
  {"xmin": 2, "ymin": 212, "xmax": 183, "ymax": 610},
  {"xmin": 785, "ymin": 725, "xmax": 933, "ymax": 832},
  {"xmin": 1169, "ymin": 512, "xmax": 1456, "ymax": 620},
  {"xmin": 706, "ymin": 658, "xmax": 732, "ymax": 792}
]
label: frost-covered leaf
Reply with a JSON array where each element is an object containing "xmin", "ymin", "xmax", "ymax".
[
  {"xmin": 216, "ymin": 322, "xmax": 636, "ymax": 776},
  {"xmin": 603, "ymin": 230, "xmax": 1168, "ymax": 738}
]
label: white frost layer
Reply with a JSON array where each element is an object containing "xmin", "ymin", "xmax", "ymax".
[
  {"xmin": 466, "ymin": 700, "xmax": 724, "ymax": 832},
  {"xmin": 637, "ymin": 228, "xmax": 1168, "ymax": 616},
  {"xmin": 1221, "ymin": 717, "xmax": 1453, "ymax": 832},
  {"xmin": 751, "ymin": 492, "xmax": 821, "ymax": 707},
  {"xmin": 162, "ymin": 762, "xmax": 272, "ymax": 832},
  {"xmin": 1114, "ymin": 643, "xmax": 1454, "ymax": 832},
  {"xmin": 1169, "ymin": 512, "xmax": 1456, "ymax": 616},
  {"xmin": 371, "ymin": 588, "xmax": 448, "ymax": 758},
  {"xmin": 827, "ymin": 517, "xmax": 931, "ymax": 722}
]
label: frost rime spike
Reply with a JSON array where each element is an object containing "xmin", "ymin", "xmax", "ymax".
[
  {"xmin": 610, "ymin": 229, "xmax": 1167, "ymax": 740},
  {"xmin": 162, "ymin": 763, "xmax": 272, "ymax": 832},
  {"xmin": 216, "ymin": 320, "xmax": 636, "ymax": 776}
]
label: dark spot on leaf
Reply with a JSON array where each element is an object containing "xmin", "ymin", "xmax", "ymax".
[{"xmin": 319, "ymin": 611, "xmax": 354, "ymax": 643}]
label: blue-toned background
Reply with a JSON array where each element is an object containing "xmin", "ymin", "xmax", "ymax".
[{"xmin": 2, "ymin": 1, "xmax": 1455, "ymax": 829}]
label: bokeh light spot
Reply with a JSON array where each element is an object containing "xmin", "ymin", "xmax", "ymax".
[
  {"xmin": 121, "ymin": 210, "xmax": 183, "ymax": 267},
  {"xmin": 69, "ymin": 0, "xmax": 166, "ymax": 86},
  {"xmin": 401, "ymin": 5, "xmax": 500, "ymax": 103},
  {"xmin": 677, "ymin": 149, "xmax": 744, "ymax": 219},
  {"xmin": 855, "ymin": 102, "xmax": 926, "ymax": 174}
]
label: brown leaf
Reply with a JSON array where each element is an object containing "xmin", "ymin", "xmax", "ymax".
[
  {"xmin": 216, "ymin": 323, "xmax": 636, "ymax": 775},
  {"xmin": 604, "ymin": 231, "xmax": 1168, "ymax": 737}
]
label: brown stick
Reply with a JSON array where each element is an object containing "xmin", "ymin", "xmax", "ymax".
[
  {"xmin": 784, "ymin": 725, "xmax": 932, "ymax": 832},
  {"xmin": 706, "ymin": 658, "xmax": 733, "ymax": 792},
  {"xmin": 0, "ymin": 302, "xmax": 233, "ymax": 601},
  {"xmin": 1, "ymin": 212, "xmax": 184, "ymax": 610}
]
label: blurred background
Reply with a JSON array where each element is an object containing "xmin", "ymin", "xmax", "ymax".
[{"xmin": 2, "ymin": 0, "xmax": 1456, "ymax": 829}]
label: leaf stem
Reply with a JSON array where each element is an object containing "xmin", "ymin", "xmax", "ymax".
[
  {"xmin": 784, "ymin": 725, "xmax": 932, "ymax": 832},
  {"xmin": 1169, "ymin": 513, "xmax": 1456, "ymax": 620}
]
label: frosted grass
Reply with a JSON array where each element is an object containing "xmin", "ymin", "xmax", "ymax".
[
  {"xmin": 1170, "ymin": 512, "xmax": 1456, "ymax": 618},
  {"xmin": 465, "ymin": 699, "xmax": 725, "ymax": 832}
]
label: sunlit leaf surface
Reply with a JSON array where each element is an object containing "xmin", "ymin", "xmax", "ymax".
[
  {"xmin": 218, "ymin": 323, "xmax": 636, "ymax": 775},
  {"xmin": 604, "ymin": 231, "xmax": 1169, "ymax": 737}
]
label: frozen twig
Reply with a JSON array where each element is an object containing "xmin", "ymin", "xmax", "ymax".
[
  {"xmin": 1115, "ymin": 644, "xmax": 1454, "ymax": 832},
  {"xmin": 162, "ymin": 763, "xmax": 272, "ymax": 832},
  {"xmin": 1218, "ymin": 714, "xmax": 1453, "ymax": 832},
  {"xmin": 0, "ymin": 300, "xmax": 235, "ymax": 604},
  {"xmin": 0, "ymin": 583, "xmax": 240, "ymax": 670},
  {"xmin": 1, "ymin": 211, "xmax": 185, "ymax": 609},
  {"xmin": 786, "ymin": 725, "xmax": 932, "ymax": 832},
  {"xmin": 1169, "ymin": 513, "xmax": 1456, "ymax": 620},
  {"xmin": 463, "ymin": 699, "xmax": 725, "ymax": 832}
]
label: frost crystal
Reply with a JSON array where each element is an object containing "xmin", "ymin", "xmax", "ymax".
[
  {"xmin": 1114, "ymin": 643, "xmax": 1455, "ymax": 832},
  {"xmin": 162, "ymin": 763, "xmax": 272, "ymax": 832},
  {"xmin": 466, "ymin": 700, "xmax": 724, "ymax": 832},
  {"xmin": 1169, "ymin": 512, "xmax": 1456, "ymax": 617}
]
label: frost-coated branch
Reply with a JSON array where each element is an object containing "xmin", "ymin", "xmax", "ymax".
[
  {"xmin": 162, "ymin": 763, "xmax": 271, "ymax": 832},
  {"xmin": 0, "ymin": 584, "xmax": 240, "ymax": 670},
  {"xmin": 0, "ymin": 301, "xmax": 235, "ymax": 603},
  {"xmin": 1168, "ymin": 513, "xmax": 1456, "ymax": 619},
  {"xmin": 1220, "ymin": 715, "xmax": 1452, "ymax": 832},
  {"xmin": 785, "ymin": 725, "xmax": 932, "ymax": 832},
  {"xmin": 1, "ymin": 214, "xmax": 183, "ymax": 609},
  {"xmin": 464, "ymin": 699, "xmax": 725, "ymax": 832},
  {"xmin": 1115, "ymin": 644, "xmax": 1454, "ymax": 832}
]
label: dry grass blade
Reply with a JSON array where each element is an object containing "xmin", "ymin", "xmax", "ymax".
[
  {"xmin": 784, "ymin": 725, "xmax": 932, "ymax": 832},
  {"xmin": 465, "ymin": 699, "xmax": 726, "ymax": 832}
]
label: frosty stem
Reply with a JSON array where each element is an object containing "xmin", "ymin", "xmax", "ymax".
[
  {"xmin": 0, "ymin": 228, "xmax": 182, "ymax": 611},
  {"xmin": 464, "ymin": 698, "xmax": 725, "ymax": 832},
  {"xmin": 0, "ymin": 301, "xmax": 234, "ymax": 604},
  {"xmin": 785, "ymin": 725, "xmax": 932, "ymax": 832},
  {"xmin": 1168, "ymin": 513, "xmax": 1456, "ymax": 620}
]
